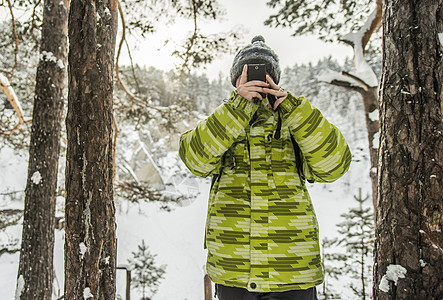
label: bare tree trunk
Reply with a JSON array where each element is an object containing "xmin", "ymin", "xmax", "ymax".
[
  {"xmin": 374, "ymin": 0, "xmax": 443, "ymax": 299},
  {"xmin": 361, "ymin": 88, "xmax": 379, "ymax": 208},
  {"xmin": 16, "ymin": 0, "xmax": 69, "ymax": 299},
  {"xmin": 64, "ymin": 0, "xmax": 118, "ymax": 299}
]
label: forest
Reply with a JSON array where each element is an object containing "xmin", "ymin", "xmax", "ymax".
[{"xmin": 0, "ymin": 0, "xmax": 441, "ymax": 299}]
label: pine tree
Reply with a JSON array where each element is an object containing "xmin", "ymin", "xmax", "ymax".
[
  {"xmin": 128, "ymin": 240, "xmax": 166, "ymax": 300},
  {"xmin": 319, "ymin": 237, "xmax": 343, "ymax": 300},
  {"xmin": 16, "ymin": 0, "xmax": 68, "ymax": 298},
  {"xmin": 64, "ymin": 0, "xmax": 118, "ymax": 298},
  {"xmin": 374, "ymin": 0, "xmax": 442, "ymax": 298},
  {"xmin": 322, "ymin": 188, "xmax": 374, "ymax": 299}
]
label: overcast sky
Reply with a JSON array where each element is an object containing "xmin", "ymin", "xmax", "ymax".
[{"xmin": 120, "ymin": 0, "xmax": 353, "ymax": 80}]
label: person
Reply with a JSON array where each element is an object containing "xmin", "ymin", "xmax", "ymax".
[{"xmin": 179, "ymin": 36, "xmax": 352, "ymax": 300}]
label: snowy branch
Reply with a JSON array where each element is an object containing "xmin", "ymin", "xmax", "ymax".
[
  {"xmin": 0, "ymin": 73, "xmax": 30, "ymax": 135},
  {"xmin": 338, "ymin": 8, "xmax": 380, "ymax": 88},
  {"xmin": 318, "ymin": 70, "xmax": 366, "ymax": 93},
  {"xmin": 318, "ymin": 3, "xmax": 382, "ymax": 92},
  {"xmin": 115, "ymin": 181, "xmax": 185, "ymax": 211},
  {"xmin": 323, "ymin": 1, "xmax": 382, "ymax": 91}
]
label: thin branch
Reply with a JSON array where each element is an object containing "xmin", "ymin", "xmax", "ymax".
[
  {"xmin": 6, "ymin": 0, "xmax": 19, "ymax": 78},
  {"xmin": 318, "ymin": 70, "xmax": 367, "ymax": 93},
  {"xmin": 328, "ymin": 79, "xmax": 366, "ymax": 94},
  {"xmin": 124, "ymin": 38, "xmax": 141, "ymax": 96},
  {"xmin": 361, "ymin": 0, "xmax": 383, "ymax": 50},
  {"xmin": 115, "ymin": 0, "xmax": 165, "ymax": 112},
  {"xmin": 0, "ymin": 73, "xmax": 31, "ymax": 135},
  {"xmin": 0, "ymin": 248, "xmax": 20, "ymax": 256},
  {"xmin": 115, "ymin": 1, "xmax": 127, "ymax": 100},
  {"xmin": 30, "ymin": 0, "xmax": 43, "ymax": 46},
  {"xmin": 112, "ymin": 114, "xmax": 118, "ymax": 185},
  {"xmin": 178, "ymin": 0, "xmax": 198, "ymax": 72},
  {"xmin": 342, "ymin": 71, "xmax": 371, "ymax": 91}
]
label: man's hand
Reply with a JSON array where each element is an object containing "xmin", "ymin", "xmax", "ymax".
[
  {"xmin": 263, "ymin": 75, "xmax": 288, "ymax": 110},
  {"xmin": 235, "ymin": 65, "xmax": 269, "ymax": 102}
]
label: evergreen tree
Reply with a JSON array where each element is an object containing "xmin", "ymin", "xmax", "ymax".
[
  {"xmin": 319, "ymin": 237, "xmax": 343, "ymax": 300},
  {"xmin": 322, "ymin": 188, "xmax": 374, "ymax": 299},
  {"xmin": 128, "ymin": 240, "xmax": 166, "ymax": 300}
]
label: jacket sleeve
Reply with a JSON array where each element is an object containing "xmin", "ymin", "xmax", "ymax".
[
  {"xmin": 279, "ymin": 93, "xmax": 352, "ymax": 183},
  {"xmin": 179, "ymin": 91, "xmax": 258, "ymax": 177}
]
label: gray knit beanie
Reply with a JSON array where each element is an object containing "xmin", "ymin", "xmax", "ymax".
[{"xmin": 230, "ymin": 35, "xmax": 281, "ymax": 87}]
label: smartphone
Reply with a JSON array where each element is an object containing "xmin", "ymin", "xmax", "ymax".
[
  {"xmin": 247, "ymin": 63, "xmax": 277, "ymax": 109},
  {"xmin": 247, "ymin": 64, "xmax": 267, "ymax": 99}
]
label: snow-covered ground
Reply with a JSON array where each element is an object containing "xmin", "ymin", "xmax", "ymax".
[{"xmin": 0, "ymin": 145, "xmax": 370, "ymax": 300}]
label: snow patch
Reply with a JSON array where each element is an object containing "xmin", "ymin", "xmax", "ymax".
[
  {"xmin": 432, "ymin": 244, "xmax": 443, "ymax": 253},
  {"xmin": 79, "ymin": 242, "xmax": 87, "ymax": 259},
  {"xmin": 15, "ymin": 275, "xmax": 24, "ymax": 300},
  {"xmin": 438, "ymin": 33, "xmax": 443, "ymax": 46},
  {"xmin": 419, "ymin": 259, "xmax": 427, "ymax": 267},
  {"xmin": 368, "ymin": 109, "xmax": 379, "ymax": 122},
  {"xmin": 39, "ymin": 51, "xmax": 65, "ymax": 69},
  {"xmin": 83, "ymin": 287, "xmax": 93, "ymax": 299},
  {"xmin": 31, "ymin": 171, "xmax": 42, "ymax": 185},
  {"xmin": 372, "ymin": 132, "xmax": 379, "ymax": 149},
  {"xmin": 379, "ymin": 264, "xmax": 407, "ymax": 293}
]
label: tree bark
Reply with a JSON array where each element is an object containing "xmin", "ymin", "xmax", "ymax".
[
  {"xmin": 64, "ymin": 0, "xmax": 118, "ymax": 299},
  {"xmin": 361, "ymin": 87, "xmax": 379, "ymax": 209},
  {"xmin": 374, "ymin": 0, "xmax": 443, "ymax": 299},
  {"xmin": 16, "ymin": 0, "xmax": 69, "ymax": 299}
]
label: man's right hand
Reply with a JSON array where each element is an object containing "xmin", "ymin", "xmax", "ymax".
[{"xmin": 235, "ymin": 65, "xmax": 270, "ymax": 102}]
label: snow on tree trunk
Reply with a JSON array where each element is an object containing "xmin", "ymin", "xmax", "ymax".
[
  {"xmin": 15, "ymin": 0, "xmax": 69, "ymax": 299},
  {"xmin": 374, "ymin": 0, "xmax": 443, "ymax": 299},
  {"xmin": 64, "ymin": 0, "xmax": 118, "ymax": 299}
]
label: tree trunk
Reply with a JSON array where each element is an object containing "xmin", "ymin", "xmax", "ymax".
[
  {"xmin": 374, "ymin": 0, "xmax": 443, "ymax": 299},
  {"xmin": 361, "ymin": 87, "xmax": 379, "ymax": 209},
  {"xmin": 16, "ymin": 0, "xmax": 69, "ymax": 299},
  {"xmin": 64, "ymin": 0, "xmax": 118, "ymax": 299}
]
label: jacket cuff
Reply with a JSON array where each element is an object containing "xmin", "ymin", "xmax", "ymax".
[
  {"xmin": 279, "ymin": 92, "xmax": 304, "ymax": 115},
  {"xmin": 228, "ymin": 90, "xmax": 258, "ymax": 117}
]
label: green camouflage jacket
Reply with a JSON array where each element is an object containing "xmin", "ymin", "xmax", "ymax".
[{"xmin": 179, "ymin": 91, "xmax": 352, "ymax": 292}]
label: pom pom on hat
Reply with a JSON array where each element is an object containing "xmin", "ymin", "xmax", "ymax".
[
  {"xmin": 251, "ymin": 35, "xmax": 265, "ymax": 43},
  {"xmin": 230, "ymin": 35, "xmax": 281, "ymax": 87}
]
